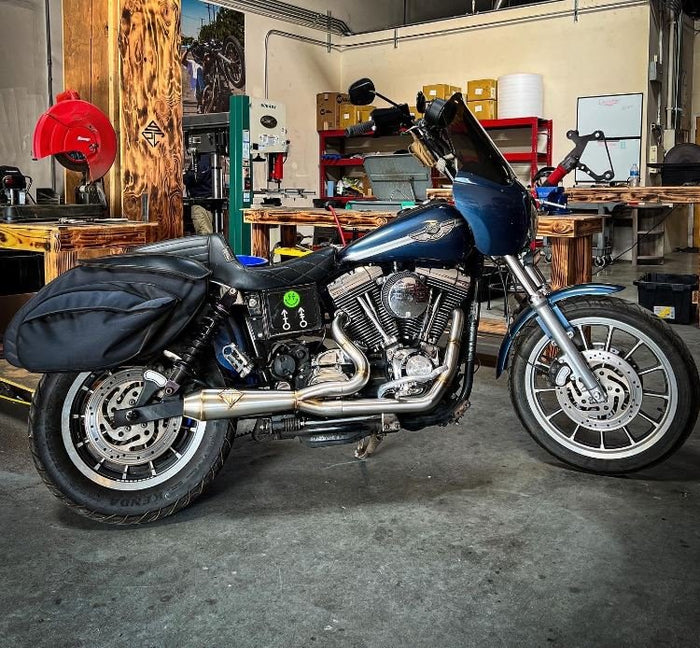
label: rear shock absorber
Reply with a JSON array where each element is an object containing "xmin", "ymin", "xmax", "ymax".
[{"xmin": 164, "ymin": 288, "xmax": 238, "ymax": 395}]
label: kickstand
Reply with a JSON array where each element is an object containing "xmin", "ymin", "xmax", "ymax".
[{"xmin": 354, "ymin": 433, "xmax": 383, "ymax": 459}]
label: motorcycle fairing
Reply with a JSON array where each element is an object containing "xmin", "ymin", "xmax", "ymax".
[
  {"xmin": 496, "ymin": 283, "xmax": 625, "ymax": 377},
  {"xmin": 452, "ymin": 171, "xmax": 532, "ymax": 256}
]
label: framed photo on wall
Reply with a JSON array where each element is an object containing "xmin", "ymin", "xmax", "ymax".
[{"xmin": 181, "ymin": 0, "xmax": 246, "ymax": 114}]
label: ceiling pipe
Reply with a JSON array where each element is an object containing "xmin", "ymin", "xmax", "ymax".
[
  {"xmin": 264, "ymin": 0, "xmax": 646, "ymax": 95},
  {"xmin": 207, "ymin": 0, "xmax": 353, "ymax": 35}
]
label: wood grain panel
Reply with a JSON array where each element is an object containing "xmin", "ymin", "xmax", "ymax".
[
  {"xmin": 243, "ymin": 208, "xmax": 395, "ymax": 229},
  {"xmin": 537, "ymin": 215, "xmax": 602, "ymax": 239},
  {"xmin": 549, "ymin": 237, "xmax": 593, "ymax": 290},
  {"xmin": 566, "ymin": 186, "xmax": 700, "ymax": 204},
  {"xmin": 0, "ymin": 224, "xmax": 52, "ymax": 252},
  {"xmin": 62, "ymin": 0, "xmax": 121, "ymax": 216},
  {"xmin": 119, "ymin": 0, "xmax": 183, "ymax": 240}
]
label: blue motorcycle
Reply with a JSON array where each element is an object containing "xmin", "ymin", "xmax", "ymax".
[{"xmin": 7, "ymin": 79, "xmax": 698, "ymax": 524}]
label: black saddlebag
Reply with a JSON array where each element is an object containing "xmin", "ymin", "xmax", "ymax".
[{"xmin": 4, "ymin": 254, "xmax": 210, "ymax": 372}]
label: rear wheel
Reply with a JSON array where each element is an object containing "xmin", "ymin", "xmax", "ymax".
[
  {"xmin": 29, "ymin": 364, "xmax": 233, "ymax": 524},
  {"xmin": 509, "ymin": 296, "xmax": 699, "ymax": 473}
]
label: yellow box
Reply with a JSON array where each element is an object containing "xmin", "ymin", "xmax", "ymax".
[
  {"xmin": 467, "ymin": 79, "xmax": 497, "ymax": 102},
  {"xmin": 339, "ymin": 102, "xmax": 358, "ymax": 129},
  {"xmin": 408, "ymin": 105, "xmax": 419, "ymax": 121},
  {"xmin": 422, "ymin": 84, "xmax": 461, "ymax": 100},
  {"xmin": 467, "ymin": 100, "xmax": 497, "ymax": 121},
  {"xmin": 316, "ymin": 92, "xmax": 350, "ymax": 130},
  {"xmin": 356, "ymin": 105, "xmax": 375, "ymax": 124}
]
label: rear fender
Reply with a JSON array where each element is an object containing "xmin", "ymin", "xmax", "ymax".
[{"xmin": 496, "ymin": 283, "xmax": 625, "ymax": 377}]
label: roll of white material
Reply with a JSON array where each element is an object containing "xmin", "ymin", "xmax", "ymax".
[{"xmin": 497, "ymin": 73, "xmax": 544, "ymax": 118}]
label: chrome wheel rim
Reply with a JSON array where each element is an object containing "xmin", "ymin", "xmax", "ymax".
[
  {"xmin": 523, "ymin": 317, "xmax": 678, "ymax": 459},
  {"xmin": 61, "ymin": 370, "xmax": 206, "ymax": 491}
]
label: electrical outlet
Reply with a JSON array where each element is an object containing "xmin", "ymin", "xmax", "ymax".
[{"xmin": 649, "ymin": 145, "xmax": 658, "ymax": 163}]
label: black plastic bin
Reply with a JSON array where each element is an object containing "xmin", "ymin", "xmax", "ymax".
[
  {"xmin": 0, "ymin": 251, "xmax": 44, "ymax": 296},
  {"xmin": 634, "ymin": 273, "xmax": 698, "ymax": 324}
]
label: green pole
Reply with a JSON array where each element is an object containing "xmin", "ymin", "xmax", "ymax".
[{"xmin": 229, "ymin": 95, "xmax": 251, "ymax": 255}]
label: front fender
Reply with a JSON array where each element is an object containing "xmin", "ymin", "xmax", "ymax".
[{"xmin": 496, "ymin": 283, "xmax": 625, "ymax": 377}]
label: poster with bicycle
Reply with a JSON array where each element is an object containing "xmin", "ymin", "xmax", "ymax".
[{"xmin": 181, "ymin": 0, "xmax": 246, "ymax": 114}]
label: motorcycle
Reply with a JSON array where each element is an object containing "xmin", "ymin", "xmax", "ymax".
[
  {"xmin": 183, "ymin": 36, "xmax": 245, "ymax": 113},
  {"xmin": 6, "ymin": 79, "xmax": 698, "ymax": 525}
]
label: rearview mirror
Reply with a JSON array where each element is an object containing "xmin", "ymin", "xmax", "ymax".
[{"xmin": 348, "ymin": 78, "xmax": 376, "ymax": 106}]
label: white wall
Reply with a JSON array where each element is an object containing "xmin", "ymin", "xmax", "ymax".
[
  {"xmin": 245, "ymin": 13, "xmax": 341, "ymax": 203},
  {"xmin": 0, "ymin": 0, "xmax": 62, "ymax": 192},
  {"xmin": 340, "ymin": 0, "xmax": 652, "ymax": 186}
]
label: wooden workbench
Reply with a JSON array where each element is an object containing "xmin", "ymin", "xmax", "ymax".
[
  {"xmin": 0, "ymin": 220, "xmax": 159, "ymax": 283},
  {"xmin": 243, "ymin": 208, "xmax": 397, "ymax": 258},
  {"xmin": 565, "ymin": 186, "xmax": 700, "ymax": 204}
]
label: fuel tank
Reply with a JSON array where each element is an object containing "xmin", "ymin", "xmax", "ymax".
[{"xmin": 337, "ymin": 202, "xmax": 473, "ymax": 266}]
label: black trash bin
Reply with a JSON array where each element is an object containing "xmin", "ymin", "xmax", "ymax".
[{"xmin": 634, "ymin": 273, "xmax": 698, "ymax": 324}]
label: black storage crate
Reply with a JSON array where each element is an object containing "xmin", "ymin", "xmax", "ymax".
[
  {"xmin": 0, "ymin": 251, "xmax": 44, "ymax": 296},
  {"xmin": 634, "ymin": 273, "xmax": 698, "ymax": 324}
]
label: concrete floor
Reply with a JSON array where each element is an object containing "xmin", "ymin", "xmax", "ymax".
[{"xmin": 1, "ymin": 258, "xmax": 700, "ymax": 648}]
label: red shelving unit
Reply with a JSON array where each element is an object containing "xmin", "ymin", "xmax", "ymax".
[
  {"xmin": 318, "ymin": 129, "xmax": 376, "ymax": 203},
  {"xmin": 318, "ymin": 117, "xmax": 552, "ymax": 199},
  {"xmin": 480, "ymin": 117, "xmax": 552, "ymax": 182}
]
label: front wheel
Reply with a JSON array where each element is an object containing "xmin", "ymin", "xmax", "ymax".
[
  {"xmin": 509, "ymin": 296, "xmax": 699, "ymax": 473},
  {"xmin": 29, "ymin": 365, "xmax": 233, "ymax": 524}
]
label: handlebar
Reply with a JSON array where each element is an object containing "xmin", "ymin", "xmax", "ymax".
[{"xmin": 345, "ymin": 120, "xmax": 375, "ymax": 137}]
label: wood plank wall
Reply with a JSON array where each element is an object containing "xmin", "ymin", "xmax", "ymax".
[
  {"xmin": 62, "ymin": 0, "xmax": 183, "ymax": 240},
  {"xmin": 62, "ymin": 0, "xmax": 121, "ymax": 217},
  {"xmin": 119, "ymin": 0, "xmax": 183, "ymax": 239}
]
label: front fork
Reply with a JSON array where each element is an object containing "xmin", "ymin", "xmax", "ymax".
[{"xmin": 503, "ymin": 254, "xmax": 607, "ymax": 404}]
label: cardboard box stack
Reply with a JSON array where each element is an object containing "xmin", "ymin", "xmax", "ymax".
[
  {"xmin": 422, "ymin": 84, "xmax": 462, "ymax": 100},
  {"xmin": 316, "ymin": 92, "xmax": 350, "ymax": 131},
  {"xmin": 466, "ymin": 78, "xmax": 497, "ymax": 122},
  {"xmin": 339, "ymin": 102, "xmax": 357, "ymax": 129}
]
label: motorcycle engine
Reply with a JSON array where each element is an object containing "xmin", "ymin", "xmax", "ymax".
[{"xmin": 326, "ymin": 265, "xmax": 471, "ymax": 393}]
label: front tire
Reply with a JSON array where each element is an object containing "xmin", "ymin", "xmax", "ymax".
[
  {"xmin": 29, "ymin": 366, "xmax": 233, "ymax": 525},
  {"xmin": 509, "ymin": 296, "xmax": 699, "ymax": 473}
]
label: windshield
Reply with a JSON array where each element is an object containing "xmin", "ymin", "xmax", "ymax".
[{"xmin": 443, "ymin": 93, "xmax": 515, "ymax": 186}]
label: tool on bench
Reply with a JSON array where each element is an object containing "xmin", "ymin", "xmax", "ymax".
[{"xmin": 3, "ymin": 91, "xmax": 118, "ymax": 224}]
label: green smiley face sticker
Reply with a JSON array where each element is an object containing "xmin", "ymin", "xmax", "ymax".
[{"xmin": 283, "ymin": 290, "xmax": 301, "ymax": 308}]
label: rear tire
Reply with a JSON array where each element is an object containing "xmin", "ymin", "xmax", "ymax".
[
  {"xmin": 509, "ymin": 296, "xmax": 699, "ymax": 473},
  {"xmin": 29, "ymin": 366, "xmax": 233, "ymax": 525}
]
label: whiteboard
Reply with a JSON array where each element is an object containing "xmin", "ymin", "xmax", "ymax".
[
  {"xmin": 574, "ymin": 139, "xmax": 641, "ymax": 183},
  {"xmin": 577, "ymin": 93, "xmax": 643, "ymax": 139}
]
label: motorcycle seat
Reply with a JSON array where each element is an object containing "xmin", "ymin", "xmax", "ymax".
[{"xmin": 137, "ymin": 234, "xmax": 337, "ymax": 291}]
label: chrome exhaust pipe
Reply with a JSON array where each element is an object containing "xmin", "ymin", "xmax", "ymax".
[{"xmin": 183, "ymin": 309, "xmax": 464, "ymax": 422}]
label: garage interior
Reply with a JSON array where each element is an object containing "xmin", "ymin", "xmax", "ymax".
[{"xmin": 1, "ymin": 0, "xmax": 700, "ymax": 646}]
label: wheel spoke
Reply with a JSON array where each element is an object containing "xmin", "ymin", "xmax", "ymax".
[
  {"xmin": 568, "ymin": 424, "xmax": 581, "ymax": 440},
  {"xmin": 546, "ymin": 407, "xmax": 563, "ymax": 421},
  {"xmin": 643, "ymin": 390, "xmax": 670, "ymax": 401},
  {"xmin": 604, "ymin": 325, "xmax": 615, "ymax": 352},
  {"xmin": 149, "ymin": 461, "xmax": 157, "ymax": 477},
  {"xmin": 623, "ymin": 340, "xmax": 643, "ymax": 361},
  {"xmin": 577, "ymin": 325, "xmax": 589, "ymax": 350},
  {"xmin": 638, "ymin": 410, "xmax": 660, "ymax": 427},
  {"xmin": 599, "ymin": 430, "xmax": 605, "ymax": 450},
  {"xmin": 534, "ymin": 387, "xmax": 556, "ymax": 394},
  {"xmin": 622, "ymin": 426, "xmax": 635, "ymax": 445},
  {"xmin": 638, "ymin": 364, "xmax": 663, "ymax": 376}
]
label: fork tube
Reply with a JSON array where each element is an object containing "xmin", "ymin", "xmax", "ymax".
[{"xmin": 503, "ymin": 255, "xmax": 606, "ymax": 403}]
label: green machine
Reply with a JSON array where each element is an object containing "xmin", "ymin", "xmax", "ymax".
[{"xmin": 229, "ymin": 95, "xmax": 288, "ymax": 255}]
